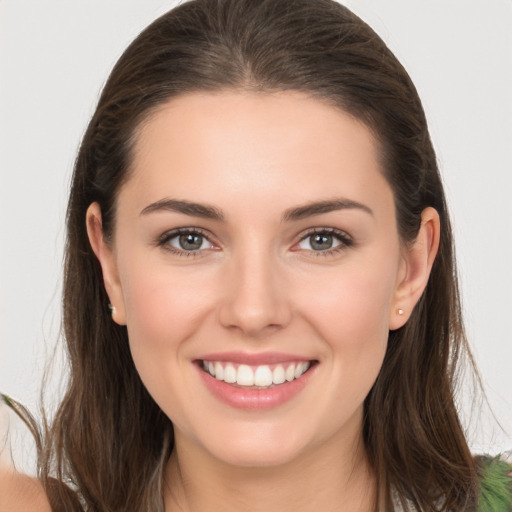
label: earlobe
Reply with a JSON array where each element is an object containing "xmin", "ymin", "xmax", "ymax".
[
  {"xmin": 86, "ymin": 203, "xmax": 127, "ymax": 325},
  {"xmin": 389, "ymin": 207, "xmax": 440, "ymax": 330}
]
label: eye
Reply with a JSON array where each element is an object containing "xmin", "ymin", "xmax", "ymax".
[
  {"xmin": 296, "ymin": 228, "xmax": 353, "ymax": 257},
  {"xmin": 157, "ymin": 228, "xmax": 215, "ymax": 258}
]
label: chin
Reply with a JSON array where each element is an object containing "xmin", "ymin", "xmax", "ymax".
[
  {"xmin": 196, "ymin": 423, "xmax": 315, "ymax": 469},
  {"xmin": 213, "ymin": 444, "xmax": 304, "ymax": 468}
]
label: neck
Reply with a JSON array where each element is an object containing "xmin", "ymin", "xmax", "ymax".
[{"xmin": 163, "ymin": 420, "xmax": 376, "ymax": 512}]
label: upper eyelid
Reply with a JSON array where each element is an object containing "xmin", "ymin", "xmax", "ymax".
[
  {"xmin": 159, "ymin": 226, "xmax": 213, "ymax": 242},
  {"xmin": 300, "ymin": 227, "xmax": 351, "ymax": 239}
]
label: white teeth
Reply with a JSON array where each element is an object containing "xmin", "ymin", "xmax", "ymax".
[
  {"xmin": 294, "ymin": 362, "xmax": 310, "ymax": 378},
  {"xmin": 202, "ymin": 360, "xmax": 311, "ymax": 387},
  {"xmin": 214, "ymin": 362, "xmax": 224, "ymax": 381},
  {"xmin": 272, "ymin": 365, "xmax": 286, "ymax": 385},
  {"xmin": 224, "ymin": 364, "xmax": 237, "ymax": 383},
  {"xmin": 254, "ymin": 365, "xmax": 273, "ymax": 387},
  {"xmin": 285, "ymin": 364, "xmax": 295, "ymax": 382},
  {"xmin": 237, "ymin": 364, "xmax": 254, "ymax": 386}
]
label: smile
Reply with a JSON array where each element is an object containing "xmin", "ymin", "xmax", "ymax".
[
  {"xmin": 201, "ymin": 360, "xmax": 311, "ymax": 388},
  {"xmin": 196, "ymin": 355, "xmax": 317, "ymax": 410}
]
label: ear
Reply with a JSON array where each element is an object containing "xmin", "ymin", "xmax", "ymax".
[
  {"xmin": 389, "ymin": 207, "xmax": 440, "ymax": 330},
  {"xmin": 86, "ymin": 203, "xmax": 127, "ymax": 325}
]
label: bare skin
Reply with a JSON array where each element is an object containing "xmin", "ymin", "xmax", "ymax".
[
  {"xmin": 0, "ymin": 466, "xmax": 51, "ymax": 512},
  {"xmin": 87, "ymin": 91, "xmax": 439, "ymax": 512},
  {"xmin": 0, "ymin": 406, "xmax": 50, "ymax": 512},
  {"xmin": 164, "ymin": 409, "xmax": 376, "ymax": 512}
]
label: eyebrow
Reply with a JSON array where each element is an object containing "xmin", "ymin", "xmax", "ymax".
[
  {"xmin": 281, "ymin": 198, "xmax": 373, "ymax": 221},
  {"xmin": 140, "ymin": 197, "xmax": 373, "ymax": 222}
]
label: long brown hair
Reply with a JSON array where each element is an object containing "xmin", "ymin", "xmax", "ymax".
[{"xmin": 18, "ymin": 0, "xmax": 480, "ymax": 509}]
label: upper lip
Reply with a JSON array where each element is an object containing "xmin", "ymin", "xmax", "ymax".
[{"xmin": 196, "ymin": 351, "xmax": 314, "ymax": 365}]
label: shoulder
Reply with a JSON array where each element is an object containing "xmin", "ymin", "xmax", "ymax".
[
  {"xmin": 475, "ymin": 452, "xmax": 512, "ymax": 512},
  {"xmin": 0, "ymin": 468, "xmax": 51, "ymax": 512},
  {"xmin": 0, "ymin": 396, "xmax": 51, "ymax": 511}
]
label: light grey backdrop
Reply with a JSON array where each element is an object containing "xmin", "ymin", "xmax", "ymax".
[{"xmin": 1, "ymin": 0, "xmax": 511, "ymax": 470}]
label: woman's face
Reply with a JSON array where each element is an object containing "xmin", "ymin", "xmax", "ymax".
[{"xmin": 91, "ymin": 91, "xmax": 413, "ymax": 467}]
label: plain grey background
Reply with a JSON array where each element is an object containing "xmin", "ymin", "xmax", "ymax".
[{"xmin": 1, "ymin": 0, "xmax": 511, "ymax": 470}]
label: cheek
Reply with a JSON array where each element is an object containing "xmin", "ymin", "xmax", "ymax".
[
  {"xmin": 303, "ymin": 263, "xmax": 395, "ymax": 345},
  {"xmin": 117, "ymin": 258, "xmax": 212, "ymax": 390},
  {"xmin": 299, "ymin": 263, "xmax": 395, "ymax": 400},
  {"xmin": 117, "ymin": 260, "xmax": 216, "ymax": 431},
  {"xmin": 121, "ymin": 257, "xmax": 210, "ymax": 340}
]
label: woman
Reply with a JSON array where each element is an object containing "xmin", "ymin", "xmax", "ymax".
[{"xmin": 1, "ymin": 0, "xmax": 510, "ymax": 510}]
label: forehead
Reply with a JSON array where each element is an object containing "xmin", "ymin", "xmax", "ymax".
[{"xmin": 122, "ymin": 90, "xmax": 392, "ymax": 222}]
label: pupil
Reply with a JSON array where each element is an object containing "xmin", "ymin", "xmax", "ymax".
[
  {"xmin": 180, "ymin": 233, "xmax": 202, "ymax": 250},
  {"xmin": 312, "ymin": 234, "xmax": 332, "ymax": 250}
]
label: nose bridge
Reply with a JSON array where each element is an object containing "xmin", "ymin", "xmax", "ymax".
[{"xmin": 218, "ymin": 238, "xmax": 291, "ymax": 336}]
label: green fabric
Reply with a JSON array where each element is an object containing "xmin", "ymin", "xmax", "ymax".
[{"xmin": 477, "ymin": 455, "xmax": 512, "ymax": 512}]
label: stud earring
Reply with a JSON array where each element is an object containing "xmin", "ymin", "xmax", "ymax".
[
  {"xmin": 397, "ymin": 308, "xmax": 404, "ymax": 316},
  {"xmin": 108, "ymin": 303, "xmax": 116, "ymax": 317}
]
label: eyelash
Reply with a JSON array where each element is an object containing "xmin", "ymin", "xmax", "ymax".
[
  {"xmin": 296, "ymin": 227, "xmax": 354, "ymax": 257},
  {"xmin": 156, "ymin": 227, "xmax": 353, "ymax": 259},
  {"xmin": 157, "ymin": 228, "xmax": 213, "ymax": 259}
]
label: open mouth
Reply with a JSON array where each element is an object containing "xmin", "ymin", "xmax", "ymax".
[{"xmin": 197, "ymin": 359, "xmax": 317, "ymax": 389}]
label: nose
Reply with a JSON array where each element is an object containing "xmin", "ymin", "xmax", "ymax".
[{"xmin": 218, "ymin": 247, "xmax": 292, "ymax": 338}]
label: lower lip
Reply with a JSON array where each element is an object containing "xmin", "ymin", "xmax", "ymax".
[{"xmin": 197, "ymin": 364, "xmax": 316, "ymax": 411}]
